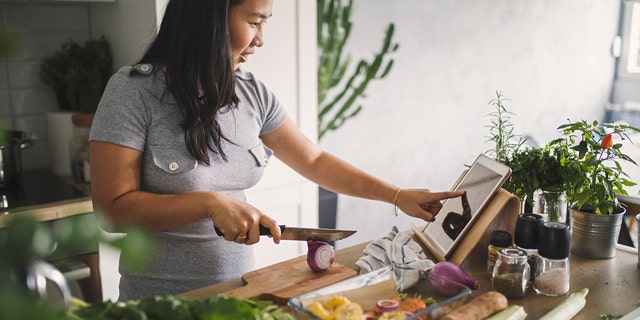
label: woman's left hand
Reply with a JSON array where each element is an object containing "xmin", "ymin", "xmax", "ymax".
[{"xmin": 395, "ymin": 189, "xmax": 465, "ymax": 222}]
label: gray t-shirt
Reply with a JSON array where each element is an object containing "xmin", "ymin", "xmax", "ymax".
[{"xmin": 89, "ymin": 64, "xmax": 287, "ymax": 301}]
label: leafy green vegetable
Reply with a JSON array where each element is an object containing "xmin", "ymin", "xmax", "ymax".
[
  {"xmin": 69, "ymin": 294, "xmax": 295, "ymax": 320},
  {"xmin": 246, "ymin": 299, "xmax": 296, "ymax": 320}
]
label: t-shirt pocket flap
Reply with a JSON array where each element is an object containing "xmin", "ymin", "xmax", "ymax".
[
  {"xmin": 249, "ymin": 144, "xmax": 273, "ymax": 167},
  {"xmin": 151, "ymin": 147, "xmax": 198, "ymax": 174}
]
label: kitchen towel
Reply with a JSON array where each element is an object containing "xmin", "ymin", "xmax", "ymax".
[{"xmin": 356, "ymin": 226, "xmax": 435, "ymax": 291}]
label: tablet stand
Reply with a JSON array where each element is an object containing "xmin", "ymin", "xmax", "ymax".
[{"xmin": 412, "ymin": 188, "xmax": 520, "ymax": 265}]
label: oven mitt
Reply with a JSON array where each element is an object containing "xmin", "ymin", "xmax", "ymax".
[{"xmin": 355, "ymin": 226, "xmax": 435, "ymax": 291}]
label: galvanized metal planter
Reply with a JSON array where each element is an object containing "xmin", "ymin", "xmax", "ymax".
[{"xmin": 570, "ymin": 206, "xmax": 625, "ymax": 259}]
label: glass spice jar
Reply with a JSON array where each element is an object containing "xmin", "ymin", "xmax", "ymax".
[
  {"xmin": 487, "ymin": 230, "xmax": 513, "ymax": 279},
  {"xmin": 492, "ymin": 248, "xmax": 530, "ymax": 299}
]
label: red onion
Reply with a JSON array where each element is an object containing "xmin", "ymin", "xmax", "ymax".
[
  {"xmin": 376, "ymin": 299, "xmax": 399, "ymax": 313},
  {"xmin": 427, "ymin": 261, "xmax": 478, "ymax": 296},
  {"xmin": 306, "ymin": 240, "xmax": 335, "ymax": 272}
]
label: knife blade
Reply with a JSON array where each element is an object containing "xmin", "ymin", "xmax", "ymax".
[
  {"xmin": 260, "ymin": 225, "xmax": 356, "ymax": 242},
  {"xmin": 213, "ymin": 225, "xmax": 356, "ymax": 242}
]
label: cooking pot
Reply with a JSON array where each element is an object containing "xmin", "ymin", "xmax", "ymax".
[{"xmin": 0, "ymin": 130, "xmax": 34, "ymax": 188}]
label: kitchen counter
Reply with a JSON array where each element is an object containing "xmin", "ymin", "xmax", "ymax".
[
  {"xmin": 0, "ymin": 197, "xmax": 93, "ymax": 227},
  {"xmin": 0, "ymin": 173, "xmax": 93, "ymax": 227},
  {"xmin": 183, "ymin": 233, "xmax": 640, "ymax": 319}
]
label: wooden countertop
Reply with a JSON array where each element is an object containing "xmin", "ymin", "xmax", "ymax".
[
  {"xmin": 0, "ymin": 197, "xmax": 93, "ymax": 227},
  {"xmin": 184, "ymin": 233, "xmax": 640, "ymax": 319}
]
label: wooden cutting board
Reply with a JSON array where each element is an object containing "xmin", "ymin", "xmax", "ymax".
[{"xmin": 222, "ymin": 255, "xmax": 357, "ymax": 304}]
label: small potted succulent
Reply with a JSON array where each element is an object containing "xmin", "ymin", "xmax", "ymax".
[{"xmin": 548, "ymin": 119, "xmax": 640, "ymax": 259}]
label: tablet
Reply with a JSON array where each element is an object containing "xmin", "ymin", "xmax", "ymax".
[{"xmin": 422, "ymin": 153, "xmax": 512, "ymax": 259}]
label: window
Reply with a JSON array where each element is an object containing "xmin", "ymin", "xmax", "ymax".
[{"xmin": 628, "ymin": 2, "xmax": 640, "ymax": 73}]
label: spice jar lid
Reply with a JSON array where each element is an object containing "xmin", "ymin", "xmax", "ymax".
[
  {"xmin": 497, "ymin": 248, "xmax": 528, "ymax": 264},
  {"xmin": 538, "ymin": 221, "xmax": 570, "ymax": 259},
  {"xmin": 490, "ymin": 230, "xmax": 512, "ymax": 248},
  {"xmin": 514, "ymin": 213, "xmax": 544, "ymax": 249}
]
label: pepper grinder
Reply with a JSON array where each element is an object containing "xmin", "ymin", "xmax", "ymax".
[
  {"xmin": 534, "ymin": 221, "xmax": 571, "ymax": 296},
  {"xmin": 514, "ymin": 213, "xmax": 543, "ymax": 283}
]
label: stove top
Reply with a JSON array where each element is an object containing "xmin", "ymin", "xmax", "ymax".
[{"xmin": 0, "ymin": 169, "xmax": 87, "ymax": 211}]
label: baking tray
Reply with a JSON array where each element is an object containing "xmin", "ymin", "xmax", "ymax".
[{"xmin": 288, "ymin": 266, "xmax": 472, "ymax": 319}]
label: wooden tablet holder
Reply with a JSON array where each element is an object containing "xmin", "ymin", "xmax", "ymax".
[{"xmin": 412, "ymin": 188, "xmax": 520, "ymax": 266}]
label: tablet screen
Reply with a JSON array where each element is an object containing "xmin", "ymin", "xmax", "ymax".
[{"xmin": 423, "ymin": 154, "xmax": 511, "ymax": 259}]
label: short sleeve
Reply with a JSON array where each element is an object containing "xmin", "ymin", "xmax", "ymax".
[
  {"xmin": 235, "ymin": 69, "xmax": 287, "ymax": 137},
  {"xmin": 89, "ymin": 67, "xmax": 151, "ymax": 152}
]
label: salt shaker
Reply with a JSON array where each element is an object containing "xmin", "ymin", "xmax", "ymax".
[
  {"xmin": 514, "ymin": 213, "xmax": 543, "ymax": 282},
  {"xmin": 534, "ymin": 221, "xmax": 571, "ymax": 296},
  {"xmin": 492, "ymin": 248, "xmax": 530, "ymax": 299}
]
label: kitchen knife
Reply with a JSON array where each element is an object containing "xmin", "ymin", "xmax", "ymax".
[
  {"xmin": 261, "ymin": 225, "xmax": 356, "ymax": 242},
  {"xmin": 214, "ymin": 225, "xmax": 356, "ymax": 242}
]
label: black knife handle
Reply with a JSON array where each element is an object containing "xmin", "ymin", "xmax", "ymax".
[
  {"xmin": 259, "ymin": 225, "xmax": 286, "ymax": 236},
  {"xmin": 214, "ymin": 225, "xmax": 286, "ymax": 237}
]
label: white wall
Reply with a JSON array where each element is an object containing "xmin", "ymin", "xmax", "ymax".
[
  {"xmin": 90, "ymin": 0, "xmax": 157, "ymax": 68},
  {"xmin": 323, "ymin": 0, "xmax": 621, "ymax": 248}
]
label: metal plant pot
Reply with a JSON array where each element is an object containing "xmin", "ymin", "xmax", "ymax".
[{"xmin": 570, "ymin": 206, "xmax": 625, "ymax": 259}]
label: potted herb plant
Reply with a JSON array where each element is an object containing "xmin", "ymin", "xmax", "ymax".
[
  {"xmin": 484, "ymin": 92, "xmax": 583, "ymax": 223},
  {"xmin": 39, "ymin": 36, "xmax": 112, "ymax": 177},
  {"xmin": 502, "ymin": 145, "xmax": 580, "ymax": 223},
  {"xmin": 39, "ymin": 36, "xmax": 113, "ymax": 116},
  {"xmin": 549, "ymin": 119, "xmax": 640, "ymax": 259}
]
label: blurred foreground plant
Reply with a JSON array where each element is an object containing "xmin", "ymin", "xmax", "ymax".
[{"xmin": 0, "ymin": 214, "xmax": 153, "ymax": 319}]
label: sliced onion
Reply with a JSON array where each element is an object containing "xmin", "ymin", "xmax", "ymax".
[
  {"xmin": 376, "ymin": 299, "xmax": 399, "ymax": 313},
  {"xmin": 306, "ymin": 240, "xmax": 335, "ymax": 272}
]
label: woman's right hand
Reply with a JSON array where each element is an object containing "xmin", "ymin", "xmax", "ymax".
[{"xmin": 208, "ymin": 192, "xmax": 282, "ymax": 245}]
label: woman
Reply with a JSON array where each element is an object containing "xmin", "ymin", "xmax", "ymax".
[{"xmin": 89, "ymin": 0, "xmax": 463, "ymax": 301}]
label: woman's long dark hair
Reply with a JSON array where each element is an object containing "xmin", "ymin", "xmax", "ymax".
[{"xmin": 138, "ymin": 0, "xmax": 243, "ymax": 164}]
